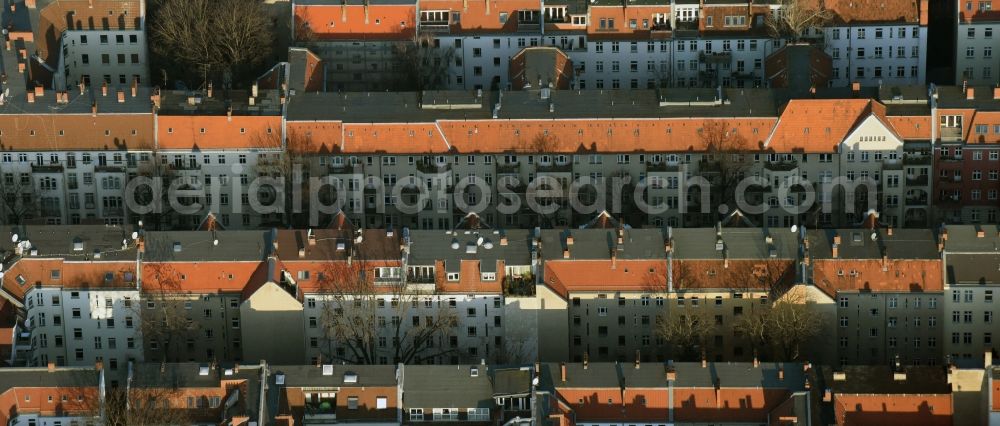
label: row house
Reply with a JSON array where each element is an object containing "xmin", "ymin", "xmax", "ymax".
[
  {"xmin": 538, "ymin": 359, "xmax": 812, "ymax": 425},
  {"xmin": 807, "ymin": 226, "xmax": 944, "ymax": 367},
  {"xmin": 536, "ymin": 224, "xmax": 799, "ymax": 364},
  {"xmin": 0, "ymin": 225, "xmax": 143, "ymax": 374},
  {"xmin": 818, "ymin": 364, "xmax": 954, "ymax": 425},
  {"xmin": 128, "ymin": 361, "xmax": 267, "ymax": 425},
  {"xmin": 290, "ymin": 0, "xmax": 927, "ymax": 92},
  {"xmin": 940, "ymin": 224, "xmax": 1000, "ymax": 367},
  {"xmin": 0, "ymin": 363, "xmax": 104, "ymax": 426},
  {"xmin": 956, "ymin": 0, "xmax": 1000, "ymax": 85},
  {"xmin": 284, "ymin": 87, "xmax": 937, "ymax": 231},
  {"xmin": 269, "ymin": 364, "xmax": 400, "ymax": 425},
  {"xmin": 933, "ymin": 86, "xmax": 1000, "ymax": 224}
]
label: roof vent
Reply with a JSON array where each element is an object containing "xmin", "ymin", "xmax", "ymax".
[
  {"xmin": 715, "ymin": 238, "xmax": 724, "ymax": 251},
  {"xmin": 173, "ymin": 242, "xmax": 182, "ymax": 252},
  {"xmin": 344, "ymin": 372, "xmax": 358, "ymax": 383},
  {"xmin": 93, "ymin": 249, "xmax": 101, "ymax": 259},
  {"xmin": 470, "ymin": 366, "xmax": 479, "ymax": 377},
  {"xmin": 322, "ymin": 364, "xmax": 334, "ymax": 376},
  {"xmin": 72, "ymin": 237, "xmax": 84, "ymax": 251},
  {"xmin": 466, "ymin": 242, "xmax": 478, "ymax": 254},
  {"xmin": 223, "ymin": 368, "xmax": 234, "ymax": 376},
  {"xmin": 336, "ymin": 241, "xmax": 346, "ymax": 251},
  {"xmin": 275, "ymin": 374, "xmax": 286, "ymax": 385},
  {"xmin": 199, "ymin": 365, "xmax": 210, "ymax": 376}
]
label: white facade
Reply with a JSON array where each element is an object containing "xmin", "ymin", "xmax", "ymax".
[
  {"xmin": 24, "ymin": 286, "xmax": 143, "ymax": 371},
  {"xmin": 956, "ymin": 21, "xmax": 1000, "ymax": 85},
  {"xmin": 56, "ymin": 29, "xmax": 149, "ymax": 90}
]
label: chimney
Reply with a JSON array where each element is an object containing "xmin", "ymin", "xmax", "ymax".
[
  {"xmin": 986, "ymin": 351, "xmax": 994, "ymax": 366},
  {"xmin": 117, "ymin": 89, "xmax": 125, "ymax": 103},
  {"xmin": 994, "ymin": 87, "xmax": 1000, "ymax": 100},
  {"xmin": 26, "ymin": 91, "xmax": 34, "ymax": 103},
  {"xmin": 47, "ymin": 362, "xmax": 56, "ymax": 372},
  {"xmin": 583, "ymin": 353, "xmax": 589, "ymax": 370},
  {"xmin": 823, "ymin": 389, "xmax": 833, "ymax": 402},
  {"xmin": 887, "ymin": 227, "xmax": 893, "ymax": 236},
  {"xmin": 666, "ymin": 366, "xmax": 676, "ymax": 381},
  {"xmin": 151, "ymin": 88, "xmax": 161, "ymax": 109},
  {"xmin": 942, "ymin": 227, "xmax": 949, "ymax": 241},
  {"xmin": 227, "ymin": 106, "xmax": 233, "ymax": 122},
  {"xmin": 977, "ymin": 226, "xmax": 985, "ymax": 238},
  {"xmin": 298, "ymin": 247, "xmax": 306, "ymax": 258},
  {"xmin": 611, "ymin": 250, "xmax": 617, "ymax": 269},
  {"xmin": 131, "ymin": 78, "xmax": 137, "ymax": 97},
  {"xmin": 752, "ymin": 351, "xmax": 759, "ymax": 367},
  {"xmin": 534, "ymin": 362, "xmax": 540, "ymax": 374},
  {"xmin": 634, "ymin": 350, "xmax": 640, "ymax": 369},
  {"xmin": 967, "ymin": 87, "xmax": 976, "ymax": 100},
  {"xmin": 500, "ymin": 235, "xmax": 508, "ymax": 246},
  {"xmin": 252, "ymin": 82, "xmax": 259, "ymax": 98},
  {"xmin": 851, "ymin": 81, "xmax": 861, "ymax": 96},
  {"xmin": 101, "ymin": 81, "xmax": 108, "ymax": 97},
  {"xmin": 91, "ymin": 102, "xmax": 97, "ymax": 117},
  {"xmin": 560, "ymin": 362, "xmax": 566, "ymax": 382},
  {"xmin": 56, "ymin": 91, "xmax": 68, "ymax": 104},
  {"xmin": 207, "ymin": 82, "xmax": 213, "ymax": 98},
  {"xmin": 714, "ymin": 378, "xmax": 722, "ymax": 409},
  {"xmin": 701, "ymin": 351, "xmax": 707, "ymax": 368},
  {"xmin": 78, "ymin": 80, "xmax": 85, "ymax": 94},
  {"xmin": 33, "ymin": 85, "xmax": 43, "ymax": 97},
  {"xmin": 566, "ymin": 234, "xmax": 574, "ymax": 245},
  {"xmin": 778, "ymin": 366, "xmax": 784, "ymax": 380},
  {"xmin": 95, "ymin": 360, "xmax": 103, "ymax": 371},
  {"xmin": 833, "ymin": 232, "xmax": 841, "ymax": 245},
  {"xmin": 562, "ymin": 249, "xmax": 570, "ymax": 259}
]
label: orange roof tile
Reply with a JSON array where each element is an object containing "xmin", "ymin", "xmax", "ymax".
[
  {"xmin": 0, "ymin": 114, "xmax": 154, "ymax": 151},
  {"xmin": 420, "ymin": 0, "xmax": 542, "ymax": 34},
  {"xmin": 768, "ymin": 99, "xmax": 889, "ymax": 153},
  {"xmin": 960, "ymin": 0, "xmax": 1000, "ymax": 22},
  {"xmin": 287, "ymin": 121, "xmax": 343, "ymax": 155},
  {"xmin": 801, "ymin": 0, "xmax": 921, "ymax": 24},
  {"xmin": 343, "ymin": 122, "xmax": 450, "ymax": 154},
  {"xmin": 965, "ymin": 111, "xmax": 1000, "ymax": 144},
  {"xmin": 886, "ymin": 115, "xmax": 931, "ymax": 140},
  {"xmin": 141, "ymin": 262, "xmax": 264, "ymax": 294},
  {"xmin": 156, "ymin": 115, "xmax": 282, "ymax": 150},
  {"xmin": 834, "ymin": 394, "xmax": 952, "ymax": 425},
  {"xmin": 294, "ymin": 4, "xmax": 416, "ymax": 41},
  {"xmin": 434, "ymin": 259, "xmax": 504, "ymax": 294},
  {"xmin": 586, "ymin": 5, "xmax": 673, "ymax": 39},
  {"xmin": 1, "ymin": 259, "xmax": 137, "ymax": 301},
  {"xmin": 544, "ymin": 260, "xmax": 666, "ymax": 298},
  {"xmin": 672, "ymin": 259, "xmax": 795, "ymax": 291},
  {"xmin": 812, "ymin": 259, "xmax": 943, "ymax": 297}
]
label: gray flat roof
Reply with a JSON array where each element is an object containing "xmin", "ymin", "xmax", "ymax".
[
  {"xmin": 671, "ymin": 227, "xmax": 798, "ymax": 260},
  {"xmin": 807, "ymin": 228, "xmax": 939, "ymax": 260},
  {"xmin": 0, "ymin": 367, "xmax": 101, "ymax": 394},
  {"xmin": 538, "ymin": 228, "xmax": 667, "ymax": 260},
  {"xmin": 269, "ymin": 364, "xmax": 397, "ymax": 387},
  {"xmin": 143, "ymin": 230, "xmax": 269, "ymax": 262},
  {"xmin": 12, "ymin": 225, "xmax": 138, "ymax": 261},
  {"xmin": 408, "ymin": 229, "xmax": 533, "ymax": 268},
  {"xmin": 402, "ymin": 365, "xmax": 494, "ymax": 409}
]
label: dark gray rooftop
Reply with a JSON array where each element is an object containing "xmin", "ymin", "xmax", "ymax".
[
  {"xmin": 0, "ymin": 366, "xmax": 101, "ymax": 395},
  {"xmin": 807, "ymin": 228, "xmax": 939, "ymax": 260},
  {"xmin": 540, "ymin": 361, "xmax": 808, "ymax": 390},
  {"xmin": 143, "ymin": 230, "xmax": 269, "ymax": 262},
  {"xmin": 936, "ymin": 85, "xmax": 1000, "ymax": 111},
  {"xmin": 11, "ymin": 225, "xmax": 138, "ymax": 261},
  {"xmin": 822, "ymin": 365, "xmax": 951, "ymax": 395},
  {"xmin": 538, "ymin": 228, "xmax": 667, "ymax": 261},
  {"xmin": 132, "ymin": 362, "xmax": 265, "ymax": 422},
  {"xmin": 941, "ymin": 225, "xmax": 1000, "ymax": 284},
  {"xmin": 158, "ymin": 89, "xmax": 283, "ymax": 116},
  {"xmin": 492, "ymin": 367, "xmax": 533, "ymax": 396},
  {"xmin": 941, "ymin": 224, "xmax": 1000, "ymax": 252},
  {"xmin": 407, "ymin": 229, "xmax": 533, "ymax": 271},
  {"xmin": 269, "ymin": 364, "xmax": 398, "ymax": 387},
  {"xmin": 402, "ymin": 364, "xmax": 494, "ymax": 409},
  {"xmin": 671, "ymin": 227, "xmax": 798, "ymax": 260}
]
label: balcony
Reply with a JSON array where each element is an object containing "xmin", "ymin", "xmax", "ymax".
[
  {"xmin": 906, "ymin": 174, "xmax": 929, "ymax": 186},
  {"xmin": 905, "ymin": 195, "xmax": 928, "ymax": 206},
  {"xmin": 503, "ymin": 275, "xmax": 535, "ymax": 297},
  {"xmin": 699, "ymin": 51, "xmax": 732, "ymax": 64},
  {"xmin": 30, "ymin": 164, "xmax": 63, "ymax": 173},
  {"xmin": 938, "ymin": 154, "xmax": 963, "ymax": 162},
  {"xmin": 416, "ymin": 160, "xmax": 450, "ymax": 174},
  {"xmin": 95, "ymin": 165, "xmax": 126, "ymax": 173},
  {"xmin": 536, "ymin": 162, "xmax": 572, "ymax": 173},
  {"xmin": 939, "ymin": 127, "xmax": 962, "ymax": 142},
  {"xmin": 497, "ymin": 163, "xmax": 520, "ymax": 174},
  {"xmin": 764, "ymin": 160, "xmax": 798, "ymax": 172},
  {"xmin": 674, "ymin": 19, "xmax": 699, "ymax": 36},
  {"xmin": 304, "ymin": 397, "xmax": 337, "ymax": 423},
  {"xmin": 168, "ymin": 162, "xmax": 201, "ymax": 171},
  {"xmin": 903, "ymin": 155, "xmax": 932, "ymax": 166}
]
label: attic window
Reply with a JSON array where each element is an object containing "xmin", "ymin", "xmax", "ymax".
[
  {"xmin": 29, "ymin": 130, "xmax": 35, "ymax": 136},
  {"xmin": 344, "ymin": 372, "xmax": 358, "ymax": 383},
  {"xmin": 199, "ymin": 128, "xmax": 206, "ymax": 134},
  {"xmin": 267, "ymin": 128, "xmax": 273, "ymax": 134},
  {"xmin": 104, "ymin": 130, "xmax": 111, "ymax": 136},
  {"xmin": 15, "ymin": 275, "xmax": 25, "ymax": 286},
  {"xmin": 707, "ymin": 269, "xmax": 717, "ymax": 276},
  {"xmin": 131, "ymin": 130, "xmax": 137, "ymax": 135},
  {"xmin": 470, "ymin": 367, "xmax": 479, "ymax": 377},
  {"xmin": 167, "ymin": 128, "xmax": 173, "ymax": 134},
  {"xmin": 240, "ymin": 128, "xmax": 246, "ymax": 134},
  {"xmin": 104, "ymin": 272, "xmax": 114, "ymax": 282},
  {"xmin": 58, "ymin": 130, "xmax": 64, "ymax": 136}
]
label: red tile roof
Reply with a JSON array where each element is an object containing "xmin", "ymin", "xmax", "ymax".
[
  {"xmin": 812, "ymin": 259, "xmax": 943, "ymax": 297},
  {"xmin": 156, "ymin": 115, "xmax": 282, "ymax": 150},
  {"xmin": 768, "ymin": 99, "xmax": 893, "ymax": 153}
]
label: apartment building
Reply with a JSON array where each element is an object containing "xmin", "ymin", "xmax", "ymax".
[
  {"xmin": 128, "ymin": 361, "xmax": 267, "ymax": 425},
  {"xmin": 537, "ymin": 359, "xmax": 812, "ymax": 425},
  {"xmin": 940, "ymin": 224, "xmax": 1000, "ymax": 367},
  {"xmin": 934, "ymin": 86, "xmax": 1000, "ymax": 224},
  {"xmin": 818, "ymin": 364, "xmax": 954, "ymax": 425},
  {"xmin": 139, "ymin": 229, "xmax": 267, "ymax": 364},
  {"xmin": 807, "ymin": 227, "xmax": 944, "ymax": 366},
  {"xmin": 956, "ymin": 0, "xmax": 1000, "ymax": 85},
  {"xmin": 291, "ymin": 0, "xmax": 927, "ymax": 92},
  {"xmin": 0, "ymin": 225, "xmax": 143, "ymax": 372},
  {"xmin": 4, "ymin": 0, "xmax": 149, "ymax": 91},
  {"xmin": 0, "ymin": 364, "xmax": 104, "ymax": 426}
]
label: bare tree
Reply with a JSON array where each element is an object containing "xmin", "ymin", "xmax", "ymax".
[
  {"xmin": 0, "ymin": 174, "xmax": 36, "ymax": 225},
  {"xmin": 391, "ymin": 34, "xmax": 455, "ymax": 91},
  {"xmin": 103, "ymin": 386, "xmax": 190, "ymax": 426},
  {"xmin": 734, "ymin": 293, "xmax": 822, "ymax": 361},
  {"xmin": 698, "ymin": 120, "xmax": 753, "ymax": 218},
  {"xmin": 131, "ymin": 150, "xmax": 179, "ymax": 230},
  {"xmin": 314, "ymin": 246, "xmax": 458, "ymax": 364},
  {"xmin": 765, "ymin": 0, "xmax": 834, "ymax": 41},
  {"xmin": 136, "ymin": 264, "xmax": 202, "ymax": 362},
  {"xmin": 655, "ymin": 308, "xmax": 716, "ymax": 361},
  {"xmin": 252, "ymin": 128, "xmax": 333, "ymax": 228},
  {"xmin": 150, "ymin": 0, "xmax": 274, "ymax": 85}
]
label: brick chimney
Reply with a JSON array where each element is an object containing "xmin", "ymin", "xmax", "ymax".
[
  {"xmin": 79, "ymin": 80, "xmax": 85, "ymax": 95},
  {"xmin": 101, "ymin": 81, "xmax": 108, "ymax": 97},
  {"xmin": 714, "ymin": 377, "xmax": 722, "ymax": 409},
  {"xmin": 566, "ymin": 234, "xmax": 574, "ymax": 246},
  {"xmin": 562, "ymin": 249, "xmax": 570, "ymax": 259},
  {"xmin": 47, "ymin": 361, "xmax": 56, "ymax": 372},
  {"xmin": 967, "ymin": 87, "xmax": 976, "ymax": 100},
  {"xmin": 117, "ymin": 89, "xmax": 125, "ymax": 103},
  {"xmin": 634, "ymin": 350, "xmax": 640, "ymax": 369},
  {"xmin": 91, "ymin": 102, "xmax": 97, "ymax": 117},
  {"xmin": 207, "ymin": 82, "xmax": 213, "ymax": 98},
  {"xmin": 500, "ymin": 235, "xmax": 508, "ymax": 246},
  {"xmin": 26, "ymin": 91, "xmax": 34, "ymax": 103},
  {"xmin": 582, "ymin": 352, "xmax": 589, "ymax": 370},
  {"xmin": 832, "ymin": 243, "xmax": 838, "ymax": 259},
  {"xmin": 131, "ymin": 78, "xmax": 138, "ymax": 97},
  {"xmin": 560, "ymin": 362, "xmax": 566, "ymax": 382},
  {"xmin": 665, "ymin": 365, "xmax": 676, "ymax": 381},
  {"xmin": 851, "ymin": 81, "xmax": 860, "ymax": 96},
  {"xmin": 33, "ymin": 85, "xmax": 43, "ymax": 98},
  {"xmin": 994, "ymin": 87, "xmax": 1000, "ymax": 100}
]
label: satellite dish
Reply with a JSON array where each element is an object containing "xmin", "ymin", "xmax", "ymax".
[
  {"xmin": 870, "ymin": 232, "xmax": 877, "ymax": 241},
  {"xmin": 477, "ymin": 236, "xmax": 484, "ymax": 246},
  {"xmin": 213, "ymin": 239, "xmax": 219, "ymax": 246},
  {"xmin": 122, "ymin": 239, "xmax": 128, "ymax": 246},
  {"xmin": 137, "ymin": 220, "xmax": 144, "ymax": 228},
  {"xmin": 131, "ymin": 232, "xmax": 139, "ymax": 240},
  {"xmin": 790, "ymin": 225, "xmax": 798, "ymax": 233},
  {"xmin": 10, "ymin": 233, "xmax": 17, "ymax": 243}
]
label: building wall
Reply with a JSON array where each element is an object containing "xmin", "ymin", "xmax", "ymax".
[
  {"xmin": 140, "ymin": 293, "xmax": 244, "ymax": 363},
  {"xmin": 57, "ymin": 29, "xmax": 149, "ymax": 90},
  {"xmin": 834, "ymin": 291, "xmax": 943, "ymax": 366},
  {"xmin": 956, "ymin": 22, "xmax": 1000, "ymax": 85},
  {"xmin": 240, "ymin": 282, "xmax": 305, "ymax": 364},
  {"xmin": 943, "ymin": 285, "xmax": 998, "ymax": 367}
]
